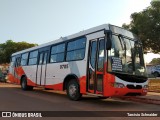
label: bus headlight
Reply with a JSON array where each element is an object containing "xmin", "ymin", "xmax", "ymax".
[{"xmin": 110, "ymin": 82, "xmax": 125, "ymax": 88}]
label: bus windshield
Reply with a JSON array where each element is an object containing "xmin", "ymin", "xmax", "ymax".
[{"xmin": 108, "ymin": 35, "xmax": 147, "ymax": 77}]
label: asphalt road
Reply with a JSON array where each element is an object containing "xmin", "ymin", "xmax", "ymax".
[{"xmin": 0, "ymin": 83, "xmax": 160, "ymax": 120}]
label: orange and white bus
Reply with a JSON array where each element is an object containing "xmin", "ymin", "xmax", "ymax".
[{"xmin": 8, "ymin": 24, "xmax": 148, "ymax": 100}]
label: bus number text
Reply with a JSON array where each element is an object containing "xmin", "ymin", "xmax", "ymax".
[{"xmin": 60, "ymin": 64, "xmax": 68, "ymax": 69}]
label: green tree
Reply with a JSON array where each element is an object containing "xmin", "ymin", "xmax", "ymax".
[
  {"xmin": 150, "ymin": 58, "xmax": 160, "ymax": 65},
  {"xmin": 122, "ymin": 1, "xmax": 160, "ymax": 53},
  {"xmin": 0, "ymin": 40, "xmax": 37, "ymax": 64}
]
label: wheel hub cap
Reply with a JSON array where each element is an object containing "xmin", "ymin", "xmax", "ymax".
[{"xmin": 69, "ymin": 84, "xmax": 77, "ymax": 97}]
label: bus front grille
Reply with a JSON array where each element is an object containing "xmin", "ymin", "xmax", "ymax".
[
  {"xmin": 125, "ymin": 93, "xmax": 141, "ymax": 96},
  {"xmin": 126, "ymin": 85, "xmax": 142, "ymax": 89}
]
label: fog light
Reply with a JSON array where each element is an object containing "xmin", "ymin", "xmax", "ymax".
[
  {"xmin": 111, "ymin": 82, "xmax": 125, "ymax": 88},
  {"xmin": 143, "ymin": 85, "xmax": 149, "ymax": 89}
]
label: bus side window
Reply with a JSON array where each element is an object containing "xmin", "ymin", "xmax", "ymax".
[
  {"xmin": 11, "ymin": 57, "xmax": 15, "ymax": 67},
  {"xmin": 21, "ymin": 53, "xmax": 29, "ymax": 66},
  {"xmin": 66, "ymin": 37, "xmax": 86, "ymax": 61},
  {"xmin": 16, "ymin": 57, "xmax": 21, "ymax": 67},
  {"xmin": 50, "ymin": 43, "xmax": 65, "ymax": 63},
  {"xmin": 28, "ymin": 50, "xmax": 38, "ymax": 65}
]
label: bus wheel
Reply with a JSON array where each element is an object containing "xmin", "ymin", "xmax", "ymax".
[
  {"xmin": 67, "ymin": 80, "xmax": 82, "ymax": 101},
  {"xmin": 21, "ymin": 77, "xmax": 33, "ymax": 91}
]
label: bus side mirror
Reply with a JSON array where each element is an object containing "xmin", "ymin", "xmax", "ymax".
[{"xmin": 106, "ymin": 32, "xmax": 112, "ymax": 50}]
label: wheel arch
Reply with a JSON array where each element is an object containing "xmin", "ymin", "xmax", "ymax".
[{"xmin": 63, "ymin": 74, "xmax": 79, "ymax": 90}]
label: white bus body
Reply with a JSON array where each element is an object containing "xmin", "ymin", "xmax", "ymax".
[{"xmin": 8, "ymin": 24, "xmax": 148, "ymax": 100}]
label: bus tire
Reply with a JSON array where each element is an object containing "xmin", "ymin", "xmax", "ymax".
[
  {"xmin": 21, "ymin": 77, "xmax": 33, "ymax": 91},
  {"xmin": 67, "ymin": 80, "xmax": 82, "ymax": 101}
]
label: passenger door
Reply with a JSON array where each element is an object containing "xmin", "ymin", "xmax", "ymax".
[
  {"xmin": 36, "ymin": 51, "xmax": 48, "ymax": 86},
  {"xmin": 87, "ymin": 38, "xmax": 105, "ymax": 94}
]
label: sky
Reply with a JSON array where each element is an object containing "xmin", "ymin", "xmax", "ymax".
[{"xmin": 0, "ymin": 0, "xmax": 159, "ymax": 63}]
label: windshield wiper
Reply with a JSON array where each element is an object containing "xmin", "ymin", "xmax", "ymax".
[
  {"xmin": 118, "ymin": 35, "xmax": 125, "ymax": 50},
  {"xmin": 131, "ymin": 48, "xmax": 136, "ymax": 71},
  {"xmin": 118, "ymin": 35, "xmax": 127, "ymax": 58}
]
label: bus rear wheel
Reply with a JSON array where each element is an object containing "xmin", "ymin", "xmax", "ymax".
[
  {"xmin": 67, "ymin": 80, "xmax": 82, "ymax": 101},
  {"xmin": 21, "ymin": 77, "xmax": 33, "ymax": 91}
]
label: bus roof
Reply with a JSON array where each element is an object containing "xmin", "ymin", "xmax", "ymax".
[
  {"xmin": 12, "ymin": 24, "xmax": 110, "ymax": 56},
  {"xmin": 12, "ymin": 24, "xmax": 135, "ymax": 56}
]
